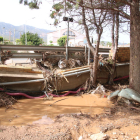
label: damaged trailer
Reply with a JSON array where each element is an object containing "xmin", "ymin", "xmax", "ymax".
[
  {"xmin": 0, "ymin": 45, "xmax": 93, "ymax": 94},
  {"xmin": 0, "ymin": 45, "xmax": 129, "ymax": 96},
  {"xmin": 0, "ymin": 65, "xmax": 90, "ymax": 93}
]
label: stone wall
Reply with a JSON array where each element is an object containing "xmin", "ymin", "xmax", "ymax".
[{"xmin": 109, "ymin": 47, "xmax": 130, "ymax": 62}]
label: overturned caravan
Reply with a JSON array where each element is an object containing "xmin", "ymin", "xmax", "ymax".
[{"xmin": 0, "ymin": 65, "xmax": 90, "ymax": 94}]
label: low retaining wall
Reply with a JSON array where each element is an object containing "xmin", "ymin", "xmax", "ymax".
[{"xmin": 109, "ymin": 47, "xmax": 130, "ymax": 62}]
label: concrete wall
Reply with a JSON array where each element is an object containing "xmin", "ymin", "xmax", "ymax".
[{"xmin": 109, "ymin": 47, "xmax": 130, "ymax": 62}]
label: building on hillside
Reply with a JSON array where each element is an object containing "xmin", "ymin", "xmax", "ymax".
[{"xmin": 47, "ymin": 28, "xmax": 93, "ymax": 47}]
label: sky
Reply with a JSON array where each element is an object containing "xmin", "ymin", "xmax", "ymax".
[{"xmin": 0, "ymin": 0, "xmax": 130, "ymax": 43}]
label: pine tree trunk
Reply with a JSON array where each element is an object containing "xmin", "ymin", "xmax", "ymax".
[
  {"xmin": 112, "ymin": 13, "xmax": 115, "ymax": 51},
  {"xmin": 109, "ymin": 13, "xmax": 115, "ymax": 84},
  {"xmin": 93, "ymin": 29, "xmax": 103, "ymax": 85},
  {"xmin": 109, "ymin": 12, "xmax": 119, "ymax": 84},
  {"xmin": 130, "ymin": 0, "xmax": 140, "ymax": 93}
]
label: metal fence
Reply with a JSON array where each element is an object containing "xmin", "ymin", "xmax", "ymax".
[{"xmin": 0, "ymin": 45, "xmax": 110, "ymax": 63}]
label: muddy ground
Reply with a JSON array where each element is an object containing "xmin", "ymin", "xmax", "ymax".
[{"xmin": 0, "ymin": 92, "xmax": 140, "ymax": 140}]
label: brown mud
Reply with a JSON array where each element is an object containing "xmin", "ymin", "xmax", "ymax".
[
  {"xmin": 0, "ymin": 94, "xmax": 112, "ymax": 126},
  {"xmin": 1, "ymin": 93, "xmax": 140, "ymax": 140}
]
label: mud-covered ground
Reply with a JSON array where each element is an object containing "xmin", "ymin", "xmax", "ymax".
[{"xmin": 0, "ymin": 92, "xmax": 140, "ymax": 140}]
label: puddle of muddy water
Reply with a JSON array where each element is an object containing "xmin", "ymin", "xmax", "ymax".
[
  {"xmin": 0, "ymin": 94, "xmax": 112, "ymax": 126},
  {"xmin": 32, "ymin": 115, "xmax": 54, "ymax": 125}
]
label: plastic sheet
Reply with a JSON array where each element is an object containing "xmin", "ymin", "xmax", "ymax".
[
  {"xmin": 58, "ymin": 59, "xmax": 67, "ymax": 69},
  {"xmin": 108, "ymin": 88, "xmax": 140, "ymax": 103},
  {"xmin": 91, "ymin": 84, "xmax": 106, "ymax": 95}
]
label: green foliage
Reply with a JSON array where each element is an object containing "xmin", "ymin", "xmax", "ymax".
[
  {"xmin": 20, "ymin": 32, "xmax": 42, "ymax": 46},
  {"xmin": 16, "ymin": 39, "xmax": 21, "ymax": 45},
  {"xmin": 50, "ymin": 11, "xmax": 57, "ymax": 18},
  {"xmin": 66, "ymin": 2, "xmax": 73, "ymax": 9},
  {"xmin": 107, "ymin": 42, "xmax": 112, "ymax": 47},
  {"xmin": 57, "ymin": 36, "xmax": 67, "ymax": 46},
  {"xmin": 75, "ymin": 0, "xmax": 81, "ymax": 9},
  {"xmin": 100, "ymin": 41, "xmax": 105, "ymax": 46},
  {"xmin": 0, "ymin": 36, "xmax": 3, "ymax": 42},
  {"xmin": 19, "ymin": 0, "xmax": 40, "ymax": 9},
  {"xmin": 50, "ymin": 2, "xmax": 65, "ymax": 20},
  {"xmin": 54, "ymin": 19, "xmax": 59, "ymax": 26},
  {"xmin": 50, "ymin": 1, "xmax": 74, "ymax": 26},
  {"xmin": 52, "ymin": 3, "xmax": 64, "ymax": 12},
  {"xmin": 29, "ymin": 2, "xmax": 39, "ymax": 9},
  {"xmin": 49, "ymin": 41, "xmax": 54, "ymax": 46},
  {"xmin": 4, "ymin": 41, "xmax": 13, "ymax": 45}
]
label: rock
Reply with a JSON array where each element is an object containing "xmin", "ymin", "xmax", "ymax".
[
  {"xmin": 120, "ymin": 132, "xmax": 125, "ymax": 135},
  {"xmin": 100, "ymin": 127, "xmax": 108, "ymax": 133},
  {"xmin": 90, "ymin": 133, "xmax": 109, "ymax": 140},
  {"xmin": 113, "ymin": 132, "xmax": 117, "ymax": 135},
  {"xmin": 115, "ymin": 126, "xmax": 121, "ymax": 129},
  {"xmin": 100, "ymin": 124, "xmax": 115, "ymax": 133},
  {"xmin": 136, "ymin": 136, "xmax": 140, "ymax": 140},
  {"xmin": 78, "ymin": 136, "xmax": 83, "ymax": 140}
]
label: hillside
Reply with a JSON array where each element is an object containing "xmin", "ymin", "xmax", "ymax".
[{"xmin": 0, "ymin": 22, "xmax": 52, "ymax": 43}]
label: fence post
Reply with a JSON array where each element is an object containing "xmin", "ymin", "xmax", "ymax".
[
  {"xmin": 85, "ymin": 45, "xmax": 87, "ymax": 62},
  {"xmin": 88, "ymin": 45, "xmax": 90, "ymax": 65},
  {"xmin": 0, "ymin": 47, "xmax": 1, "ymax": 63}
]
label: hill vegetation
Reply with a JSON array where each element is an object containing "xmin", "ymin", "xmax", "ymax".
[{"xmin": 0, "ymin": 22, "xmax": 52, "ymax": 44}]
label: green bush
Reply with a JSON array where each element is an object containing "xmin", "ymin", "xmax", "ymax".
[
  {"xmin": 0, "ymin": 36, "xmax": 3, "ymax": 42},
  {"xmin": 57, "ymin": 35, "xmax": 67, "ymax": 46},
  {"xmin": 20, "ymin": 32, "xmax": 42, "ymax": 46}
]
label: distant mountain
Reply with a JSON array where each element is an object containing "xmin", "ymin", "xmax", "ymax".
[{"xmin": 0, "ymin": 22, "xmax": 52, "ymax": 43}]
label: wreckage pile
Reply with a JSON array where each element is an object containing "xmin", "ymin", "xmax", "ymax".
[
  {"xmin": 39, "ymin": 51, "xmax": 86, "ymax": 69},
  {"xmin": 0, "ymin": 92, "xmax": 17, "ymax": 108}
]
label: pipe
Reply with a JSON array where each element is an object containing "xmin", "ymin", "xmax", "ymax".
[
  {"xmin": 66, "ymin": 18, "xmax": 69, "ymax": 60},
  {"xmin": 0, "ymin": 87, "xmax": 45, "ymax": 99},
  {"xmin": 113, "ymin": 75, "xmax": 129, "ymax": 81},
  {"xmin": 60, "ymin": 69, "xmax": 90, "ymax": 77},
  {"xmin": 0, "ymin": 87, "xmax": 85, "ymax": 99},
  {"xmin": 48, "ymin": 88, "xmax": 85, "ymax": 97},
  {"xmin": 61, "ymin": 66, "xmax": 90, "ymax": 74},
  {"xmin": 0, "ymin": 79, "xmax": 44, "ymax": 86}
]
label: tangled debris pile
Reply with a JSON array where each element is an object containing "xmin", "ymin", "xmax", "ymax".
[
  {"xmin": 37, "ymin": 51, "xmax": 85, "ymax": 70},
  {"xmin": 58, "ymin": 58, "xmax": 82, "ymax": 69},
  {"xmin": 0, "ymin": 92, "xmax": 17, "ymax": 108}
]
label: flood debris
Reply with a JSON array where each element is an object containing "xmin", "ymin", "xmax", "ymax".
[
  {"xmin": 108, "ymin": 88, "xmax": 140, "ymax": 103},
  {"xmin": 108, "ymin": 88, "xmax": 140, "ymax": 108},
  {"xmin": 58, "ymin": 58, "xmax": 82, "ymax": 69},
  {"xmin": 90, "ymin": 84, "xmax": 107, "ymax": 98},
  {"xmin": 39, "ymin": 51, "xmax": 85, "ymax": 69},
  {"xmin": 0, "ymin": 92, "xmax": 17, "ymax": 108},
  {"xmin": 49, "ymin": 98, "xmax": 68, "ymax": 106},
  {"xmin": 58, "ymin": 59, "xmax": 67, "ymax": 69}
]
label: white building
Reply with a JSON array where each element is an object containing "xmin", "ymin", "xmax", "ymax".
[{"xmin": 47, "ymin": 28, "xmax": 93, "ymax": 47}]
